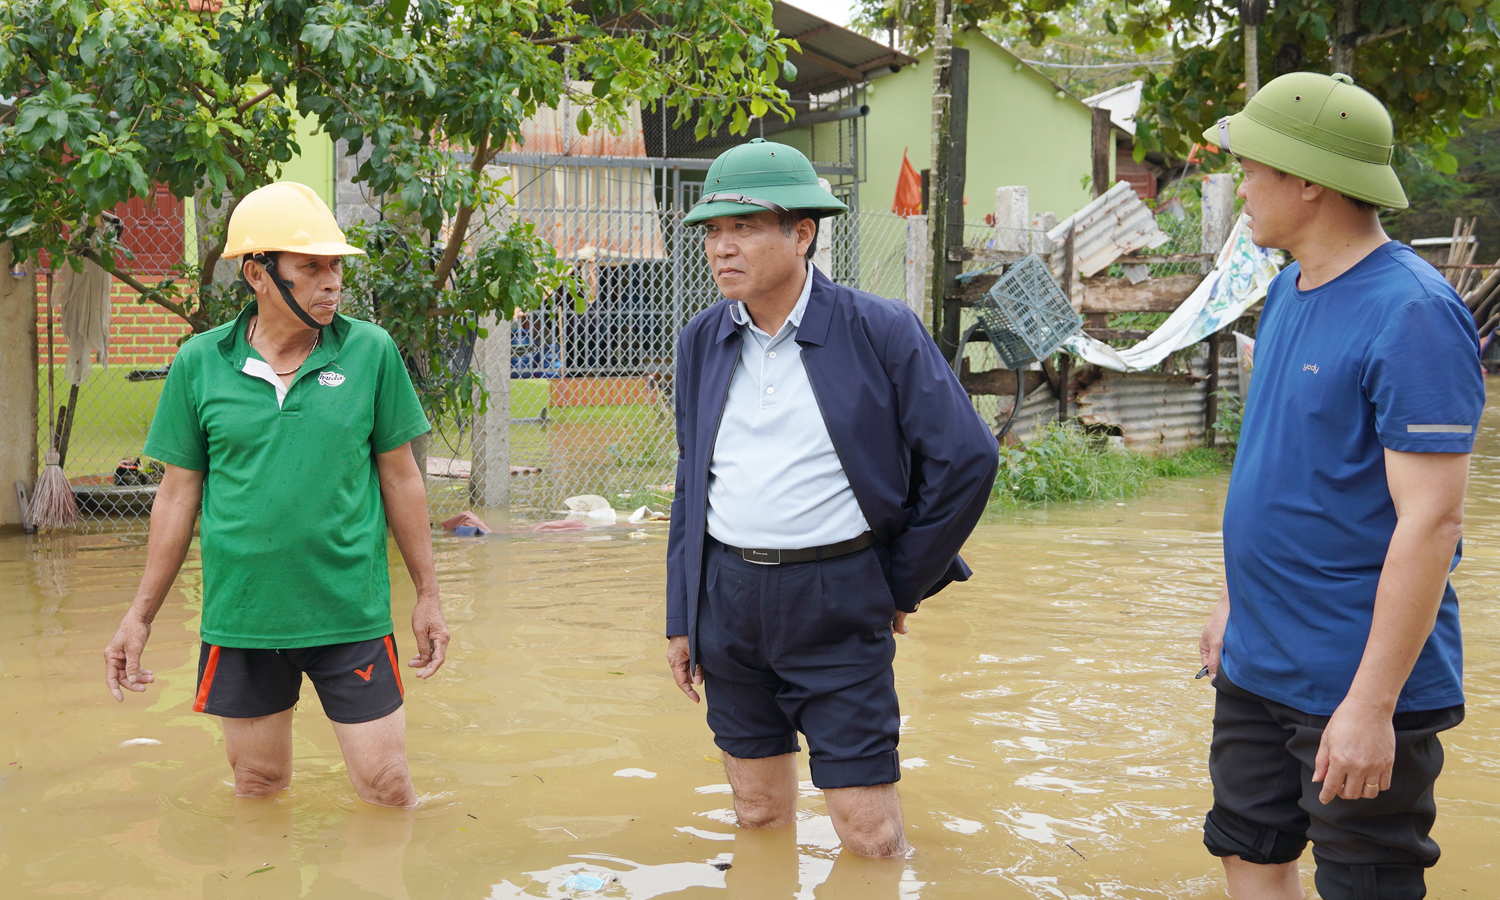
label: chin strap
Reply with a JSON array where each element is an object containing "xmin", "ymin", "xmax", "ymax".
[
  {"xmin": 248, "ymin": 253, "xmax": 323, "ymax": 330},
  {"xmin": 1216, "ymin": 117, "xmax": 1233, "ymax": 155}
]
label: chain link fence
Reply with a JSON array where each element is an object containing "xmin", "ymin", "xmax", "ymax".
[
  {"xmin": 31, "ymin": 189, "xmax": 200, "ymax": 532},
  {"xmin": 455, "ymin": 183, "xmax": 918, "ymax": 520},
  {"xmin": 35, "ymin": 177, "xmax": 1210, "ymax": 529}
]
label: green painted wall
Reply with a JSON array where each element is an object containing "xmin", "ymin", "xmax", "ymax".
[
  {"xmin": 861, "ymin": 34, "xmax": 1094, "ymax": 223},
  {"xmin": 278, "ymin": 106, "xmax": 336, "ymax": 208}
]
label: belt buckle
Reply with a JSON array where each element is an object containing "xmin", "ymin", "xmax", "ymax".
[{"xmin": 742, "ymin": 547, "xmax": 781, "ymax": 565}]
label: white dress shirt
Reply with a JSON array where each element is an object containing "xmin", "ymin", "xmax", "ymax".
[{"xmin": 705, "ymin": 264, "xmax": 871, "ymax": 549}]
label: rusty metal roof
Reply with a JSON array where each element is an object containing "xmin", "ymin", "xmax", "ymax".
[
  {"xmin": 1047, "ymin": 181, "xmax": 1172, "ymax": 278},
  {"xmin": 771, "ymin": 2, "xmax": 917, "ymax": 97},
  {"xmin": 1076, "ymin": 371, "xmax": 1208, "ymax": 454}
]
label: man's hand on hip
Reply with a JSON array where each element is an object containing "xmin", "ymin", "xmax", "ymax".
[
  {"xmin": 410, "ymin": 597, "xmax": 449, "ymax": 678},
  {"xmin": 104, "ymin": 611, "xmax": 155, "ymax": 701},
  {"xmin": 667, "ymin": 635, "xmax": 701, "ymax": 703},
  {"xmin": 1314, "ymin": 696, "xmax": 1395, "ymax": 804},
  {"xmin": 893, "ymin": 610, "xmax": 912, "ymax": 635}
]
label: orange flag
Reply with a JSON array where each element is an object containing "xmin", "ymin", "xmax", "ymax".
[{"xmin": 892, "ymin": 149, "xmax": 922, "ymax": 217}]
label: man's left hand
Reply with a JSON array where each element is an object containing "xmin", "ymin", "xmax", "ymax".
[
  {"xmin": 1313, "ymin": 697, "xmax": 1394, "ymax": 804},
  {"xmin": 410, "ymin": 598, "xmax": 450, "ymax": 678},
  {"xmin": 893, "ymin": 610, "xmax": 912, "ymax": 635}
]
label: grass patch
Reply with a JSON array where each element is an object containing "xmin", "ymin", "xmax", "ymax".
[{"xmin": 991, "ymin": 423, "xmax": 1228, "ymax": 507}]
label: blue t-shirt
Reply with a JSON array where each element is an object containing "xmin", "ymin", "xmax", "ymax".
[{"xmin": 1221, "ymin": 241, "xmax": 1485, "ymax": 715}]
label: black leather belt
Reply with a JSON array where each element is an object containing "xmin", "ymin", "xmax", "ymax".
[{"xmin": 721, "ymin": 531, "xmax": 876, "ymax": 565}]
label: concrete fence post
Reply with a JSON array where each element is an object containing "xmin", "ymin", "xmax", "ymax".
[
  {"xmin": 470, "ymin": 314, "xmax": 511, "ymax": 510},
  {"xmin": 813, "ymin": 178, "xmax": 836, "ymax": 277},
  {"xmin": 0, "ymin": 243, "xmax": 39, "ymax": 529},
  {"xmin": 904, "ymin": 214, "xmax": 930, "ymax": 320},
  {"xmin": 993, "ymin": 186, "xmax": 1029, "ymax": 254},
  {"xmin": 1201, "ymin": 174, "xmax": 1237, "ymax": 272}
]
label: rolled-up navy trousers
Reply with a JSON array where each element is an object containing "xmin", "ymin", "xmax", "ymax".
[{"xmin": 697, "ymin": 537, "xmax": 902, "ymax": 789}]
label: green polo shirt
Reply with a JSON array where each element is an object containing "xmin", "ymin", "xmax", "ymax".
[{"xmin": 143, "ymin": 303, "xmax": 431, "ymax": 649}]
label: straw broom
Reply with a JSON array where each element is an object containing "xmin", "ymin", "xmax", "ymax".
[{"xmin": 28, "ymin": 271, "xmax": 79, "ymax": 529}]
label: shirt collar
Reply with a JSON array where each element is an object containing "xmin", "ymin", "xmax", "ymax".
[{"xmin": 730, "ymin": 262, "xmax": 814, "ymax": 334}]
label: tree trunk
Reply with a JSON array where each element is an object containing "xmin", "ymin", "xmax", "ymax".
[{"xmin": 1331, "ymin": 0, "xmax": 1359, "ymax": 74}]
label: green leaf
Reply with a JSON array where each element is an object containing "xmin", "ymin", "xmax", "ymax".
[
  {"xmin": 1433, "ymin": 150, "xmax": 1459, "ymax": 174},
  {"xmin": 576, "ymin": 108, "xmax": 592, "ymax": 134}
]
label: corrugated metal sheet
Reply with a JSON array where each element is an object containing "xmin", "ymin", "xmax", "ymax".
[
  {"xmin": 1005, "ymin": 383, "xmax": 1061, "ymax": 444},
  {"xmin": 513, "ymin": 96, "xmax": 648, "ymax": 158},
  {"xmin": 1047, "ymin": 181, "xmax": 1171, "ymax": 278},
  {"xmin": 1075, "ymin": 371, "xmax": 1208, "ymax": 454},
  {"xmin": 771, "ymin": 2, "xmax": 916, "ymax": 95}
]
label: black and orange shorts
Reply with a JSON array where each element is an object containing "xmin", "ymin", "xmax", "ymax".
[{"xmin": 194, "ymin": 635, "xmax": 405, "ymax": 724}]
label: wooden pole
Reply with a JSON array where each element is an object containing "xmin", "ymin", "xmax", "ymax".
[
  {"xmin": 941, "ymin": 48, "xmax": 969, "ymax": 358},
  {"xmin": 1090, "ymin": 106, "xmax": 1113, "ymax": 199},
  {"xmin": 1206, "ymin": 331, "xmax": 1221, "ymax": 446},
  {"xmin": 926, "ymin": 2, "xmax": 952, "ymax": 343},
  {"xmin": 1059, "ymin": 225, "xmax": 1076, "ymax": 423}
]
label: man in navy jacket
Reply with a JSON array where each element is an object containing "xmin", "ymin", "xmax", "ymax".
[{"xmin": 665, "ymin": 139, "xmax": 998, "ymax": 858}]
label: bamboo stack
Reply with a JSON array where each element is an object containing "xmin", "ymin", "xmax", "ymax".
[
  {"xmin": 1445, "ymin": 217, "xmax": 1480, "ymax": 292},
  {"xmin": 1433, "ymin": 217, "xmax": 1500, "ymax": 340},
  {"xmin": 1464, "ymin": 257, "xmax": 1500, "ymax": 340}
]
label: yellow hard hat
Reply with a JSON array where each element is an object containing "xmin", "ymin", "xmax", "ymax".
[{"xmin": 222, "ymin": 181, "xmax": 365, "ymax": 258}]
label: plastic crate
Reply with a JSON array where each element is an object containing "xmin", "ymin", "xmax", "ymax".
[{"xmin": 974, "ymin": 254, "xmax": 1082, "ymax": 368}]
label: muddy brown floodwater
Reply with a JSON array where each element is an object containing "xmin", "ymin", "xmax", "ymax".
[{"xmin": 3, "ymin": 400, "xmax": 1499, "ymax": 899}]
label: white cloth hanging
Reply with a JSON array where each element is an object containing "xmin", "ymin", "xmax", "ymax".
[{"xmin": 58, "ymin": 256, "xmax": 111, "ymax": 385}]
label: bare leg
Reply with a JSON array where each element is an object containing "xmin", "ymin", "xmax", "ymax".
[
  {"xmin": 824, "ymin": 784, "xmax": 907, "ymax": 859},
  {"xmin": 1223, "ymin": 856, "xmax": 1304, "ymax": 900},
  {"xmin": 724, "ymin": 752, "xmax": 799, "ymax": 828},
  {"xmin": 222, "ymin": 709, "xmax": 294, "ymax": 798},
  {"xmin": 330, "ymin": 707, "xmax": 417, "ymax": 808},
  {"xmin": 725, "ymin": 823, "xmax": 799, "ymax": 900},
  {"xmin": 224, "ymin": 794, "xmax": 299, "ymax": 898},
  {"xmin": 816, "ymin": 848, "xmax": 905, "ymax": 899},
  {"xmin": 325, "ymin": 807, "xmax": 415, "ymax": 900}
]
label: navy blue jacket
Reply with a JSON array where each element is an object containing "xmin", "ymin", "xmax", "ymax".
[{"xmin": 666, "ymin": 268, "xmax": 1000, "ymax": 649}]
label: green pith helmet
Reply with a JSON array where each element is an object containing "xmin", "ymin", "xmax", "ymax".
[
  {"xmin": 684, "ymin": 138, "xmax": 850, "ymax": 225},
  {"xmin": 1203, "ymin": 71, "xmax": 1407, "ymax": 209}
]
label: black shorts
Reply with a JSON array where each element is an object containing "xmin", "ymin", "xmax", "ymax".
[
  {"xmin": 1204, "ymin": 669, "xmax": 1463, "ymax": 900},
  {"xmin": 193, "ymin": 635, "xmax": 405, "ymax": 725},
  {"xmin": 697, "ymin": 539, "xmax": 901, "ymax": 790}
]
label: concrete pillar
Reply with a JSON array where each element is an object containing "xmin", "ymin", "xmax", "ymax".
[
  {"xmin": 904, "ymin": 214, "xmax": 930, "ymax": 319},
  {"xmin": 994, "ymin": 186, "xmax": 1029, "ymax": 253},
  {"xmin": 1201, "ymin": 174, "xmax": 1237, "ymax": 272},
  {"xmin": 193, "ymin": 189, "xmax": 241, "ymax": 287},
  {"xmin": 0, "ymin": 244, "xmax": 38, "ymax": 529},
  {"xmin": 334, "ymin": 139, "xmax": 384, "ymax": 230},
  {"xmin": 469, "ymin": 314, "xmax": 511, "ymax": 510},
  {"xmin": 1030, "ymin": 211, "xmax": 1058, "ymax": 256}
]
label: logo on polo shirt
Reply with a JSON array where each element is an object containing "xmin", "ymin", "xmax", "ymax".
[{"xmin": 319, "ymin": 372, "xmax": 346, "ymax": 387}]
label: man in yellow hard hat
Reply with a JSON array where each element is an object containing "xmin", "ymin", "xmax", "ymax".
[
  {"xmin": 103, "ymin": 181, "xmax": 449, "ymax": 808},
  {"xmin": 1198, "ymin": 74, "xmax": 1482, "ymax": 899}
]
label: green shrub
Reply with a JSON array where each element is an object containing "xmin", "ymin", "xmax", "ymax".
[
  {"xmin": 991, "ymin": 423, "xmax": 1227, "ymax": 507},
  {"xmin": 1211, "ymin": 388, "xmax": 1244, "ymax": 446}
]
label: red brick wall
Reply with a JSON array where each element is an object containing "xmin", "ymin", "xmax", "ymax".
[{"xmin": 35, "ymin": 277, "xmax": 194, "ymax": 371}]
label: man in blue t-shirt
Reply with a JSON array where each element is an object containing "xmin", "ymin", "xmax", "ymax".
[{"xmin": 1198, "ymin": 73, "xmax": 1485, "ymax": 900}]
